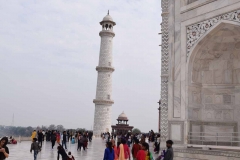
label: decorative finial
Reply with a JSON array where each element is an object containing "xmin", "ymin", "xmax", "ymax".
[{"xmin": 108, "ymin": 10, "xmax": 109, "ymax": 15}]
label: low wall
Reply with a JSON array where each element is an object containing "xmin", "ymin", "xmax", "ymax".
[
  {"xmin": 174, "ymin": 148, "xmax": 240, "ymax": 160},
  {"xmin": 14, "ymin": 136, "xmax": 32, "ymax": 141}
]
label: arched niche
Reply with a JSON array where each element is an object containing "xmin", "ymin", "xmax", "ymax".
[{"xmin": 187, "ymin": 21, "xmax": 240, "ymax": 142}]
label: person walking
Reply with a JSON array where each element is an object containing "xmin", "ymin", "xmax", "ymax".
[
  {"xmin": 132, "ymin": 139, "xmax": 141, "ymax": 160},
  {"xmin": 42, "ymin": 130, "xmax": 45, "ymax": 142},
  {"xmin": 127, "ymin": 133, "xmax": 132, "ymax": 147},
  {"xmin": 88, "ymin": 132, "xmax": 93, "ymax": 142},
  {"xmin": 38, "ymin": 130, "xmax": 43, "ymax": 147},
  {"xmin": 163, "ymin": 140, "xmax": 174, "ymax": 160},
  {"xmin": 118, "ymin": 144, "xmax": 125, "ymax": 160},
  {"xmin": 83, "ymin": 135, "xmax": 88, "ymax": 149},
  {"xmin": 118, "ymin": 139, "xmax": 131, "ymax": 160},
  {"xmin": 56, "ymin": 131, "xmax": 61, "ymax": 144},
  {"xmin": 154, "ymin": 134, "xmax": 161, "ymax": 154},
  {"xmin": 57, "ymin": 146, "xmax": 68, "ymax": 160},
  {"xmin": 103, "ymin": 142, "xmax": 114, "ymax": 160},
  {"xmin": 30, "ymin": 138, "xmax": 40, "ymax": 160},
  {"xmin": 136, "ymin": 142, "xmax": 153, "ymax": 160},
  {"xmin": 111, "ymin": 139, "xmax": 118, "ymax": 160},
  {"xmin": 0, "ymin": 137, "xmax": 9, "ymax": 160},
  {"xmin": 77, "ymin": 134, "xmax": 85, "ymax": 151},
  {"xmin": 31, "ymin": 130, "xmax": 37, "ymax": 141},
  {"xmin": 61, "ymin": 131, "xmax": 67, "ymax": 150},
  {"xmin": 51, "ymin": 131, "xmax": 56, "ymax": 149}
]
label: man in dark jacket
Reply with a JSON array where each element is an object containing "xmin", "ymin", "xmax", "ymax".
[
  {"xmin": 30, "ymin": 138, "xmax": 40, "ymax": 160},
  {"xmin": 51, "ymin": 131, "xmax": 57, "ymax": 149},
  {"xmin": 38, "ymin": 130, "xmax": 43, "ymax": 147},
  {"xmin": 62, "ymin": 131, "xmax": 67, "ymax": 150},
  {"xmin": 163, "ymin": 140, "xmax": 174, "ymax": 160}
]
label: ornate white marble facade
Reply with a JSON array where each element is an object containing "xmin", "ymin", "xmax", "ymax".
[
  {"xmin": 160, "ymin": 0, "xmax": 240, "ymax": 146},
  {"xmin": 93, "ymin": 13, "xmax": 115, "ymax": 137}
]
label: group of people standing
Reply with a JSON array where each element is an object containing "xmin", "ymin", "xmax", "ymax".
[
  {"xmin": 29, "ymin": 129, "xmax": 93, "ymax": 160},
  {"xmin": 103, "ymin": 130, "xmax": 173, "ymax": 160}
]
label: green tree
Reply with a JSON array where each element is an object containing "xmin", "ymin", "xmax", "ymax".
[
  {"xmin": 56, "ymin": 125, "xmax": 65, "ymax": 132},
  {"xmin": 48, "ymin": 124, "xmax": 56, "ymax": 130},
  {"xmin": 132, "ymin": 128, "xmax": 141, "ymax": 134}
]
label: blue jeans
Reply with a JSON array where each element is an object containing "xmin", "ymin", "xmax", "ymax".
[
  {"xmin": 127, "ymin": 141, "xmax": 131, "ymax": 147},
  {"xmin": 62, "ymin": 140, "xmax": 67, "ymax": 149},
  {"xmin": 34, "ymin": 150, "xmax": 38, "ymax": 160}
]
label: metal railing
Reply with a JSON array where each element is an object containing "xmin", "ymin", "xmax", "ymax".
[{"xmin": 188, "ymin": 132, "xmax": 240, "ymax": 146}]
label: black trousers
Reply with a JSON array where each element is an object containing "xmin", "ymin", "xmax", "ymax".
[
  {"xmin": 77, "ymin": 142, "xmax": 85, "ymax": 150},
  {"xmin": 38, "ymin": 140, "xmax": 42, "ymax": 146},
  {"xmin": 51, "ymin": 140, "xmax": 55, "ymax": 148}
]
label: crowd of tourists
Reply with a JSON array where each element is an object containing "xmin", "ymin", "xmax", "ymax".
[
  {"xmin": 30, "ymin": 129, "xmax": 93, "ymax": 160},
  {"xmin": 102, "ymin": 130, "xmax": 173, "ymax": 160},
  {"xmin": 0, "ymin": 129, "xmax": 173, "ymax": 160}
]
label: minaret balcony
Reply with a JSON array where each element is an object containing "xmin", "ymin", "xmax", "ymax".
[
  {"xmin": 96, "ymin": 66, "xmax": 115, "ymax": 72},
  {"xmin": 93, "ymin": 99, "xmax": 114, "ymax": 105},
  {"xmin": 99, "ymin": 31, "xmax": 115, "ymax": 37}
]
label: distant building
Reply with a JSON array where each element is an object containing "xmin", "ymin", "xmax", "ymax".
[{"xmin": 111, "ymin": 112, "xmax": 134, "ymax": 135}]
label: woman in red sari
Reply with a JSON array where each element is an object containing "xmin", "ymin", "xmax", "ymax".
[{"xmin": 56, "ymin": 132, "xmax": 61, "ymax": 144}]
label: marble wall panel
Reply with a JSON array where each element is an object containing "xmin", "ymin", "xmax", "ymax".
[
  {"xmin": 201, "ymin": 60, "xmax": 210, "ymax": 71},
  {"xmin": 174, "ymin": 76, "xmax": 181, "ymax": 118},
  {"xmin": 203, "ymin": 125, "xmax": 234, "ymax": 141},
  {"xmin": 235, "ymin": 92, "xmax": 240, "ymax": 104},
  {"xmin": 233, "ymin": 59, "xmax": 240, "ymax": 69},
  {"xmin": 222, "ymin": 110, "xmax": 233, "ymax": 120},
  {"xmin": 204, "ymin": 95, "xmax": 213, "ymax": 104},
  {"xmin": 171, "ymin": 124, "xmax": 182, "ymax": 141},
  {"xmin": 224, "ymin": 69, "xmax": 233, "ymax": 84},
  {"xmin": 205, "ymin": 104, "xmax": 233, "ymax": 110},
  {"xmin": 168, "ymin": 121, "xmax": 184, "ymax": 144},
  {"xmin": 192, "ymin": 92, "xmax": 201, "ymax": 104},
  {"xmin": 214, "ymin": 95, "xmax": 223, "ymax": 104},
  {"xmin": 203, "ymin": 110, "xmax": 214, "ymax": 120},
  {"xmin": 192, "ymin": 70, "xmax": 202, "ymax": 83},
  {"xmin": 188, "ymin": 108, "xmax": 201, "ymax": 120},
  {"xmin": 209, "ymin": 60, "xmax": 227, "ymax": 70},
  {"xmin": 202, "ymin": 71, "xmax": 213, "ymax": 84},
  {"xmin": 214, "ymin": 70, "xmax": 224, "ymax": 84},
  {"xmin": 233, "ymin": 69, "xmax": 240, "ymax": 83},
  {"xmin": 223, "ymin": 94, "xmax": 232, "ymax": 104},
  {"xmin": 234, "ymin": 109, "xmax": 240, "ymax": 121}
]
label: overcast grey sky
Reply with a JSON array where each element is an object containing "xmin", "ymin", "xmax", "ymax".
[{"xmin": 0, "ymin": 0, "xmax": 161, "ymax": 132}]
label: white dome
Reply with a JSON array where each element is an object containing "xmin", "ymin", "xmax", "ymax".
[
  {"xmin": 103, "ymin": 15, "xmax": 113, "ymax": 21},
  {"xmin": 118, "ymin": 112, "xmax": 128, "ymax": 120}
]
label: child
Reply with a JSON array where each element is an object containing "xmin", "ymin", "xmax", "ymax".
[
  {"xmin": 71, "ymin": 137, "xmax": 75, "ymax": 144},
  {"xmin": 68, "ymin": 151, "xmax": 75, "ymax": 160},
  {"xmin": 30, "ymin": 138, "xmax": 41, "ymax": 160}
]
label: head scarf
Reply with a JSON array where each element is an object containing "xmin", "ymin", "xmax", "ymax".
[{"xmin": 118, "ymin": 144, "xmax": 125, "ymax": 160}]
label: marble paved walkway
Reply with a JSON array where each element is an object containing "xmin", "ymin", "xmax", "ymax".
[{"xmin": 7, "ymin": 138, "xmax": 160, "ymax": 160}]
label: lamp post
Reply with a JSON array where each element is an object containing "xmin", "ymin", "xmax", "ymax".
[{"xmin": 157, "ymin": 100, "xmax": 161, "ymax": 133}]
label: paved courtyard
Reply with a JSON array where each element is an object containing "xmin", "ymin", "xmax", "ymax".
[{"xmin": 7, "ymin": 138, "xmax": 160, "ymax": 160}]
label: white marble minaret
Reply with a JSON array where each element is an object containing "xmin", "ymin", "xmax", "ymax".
[{"xmin": 93, "ymin": 11, "xmax": 116, "ymax": 137}]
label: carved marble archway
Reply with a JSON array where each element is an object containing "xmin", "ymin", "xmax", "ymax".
[
  {"xmin": 187, "ymin": 21, "xmax": 240, "ymax": 140},
  {"xmin": 187, "ymin": 9, "xmax": 240, "ymax": 60}
]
